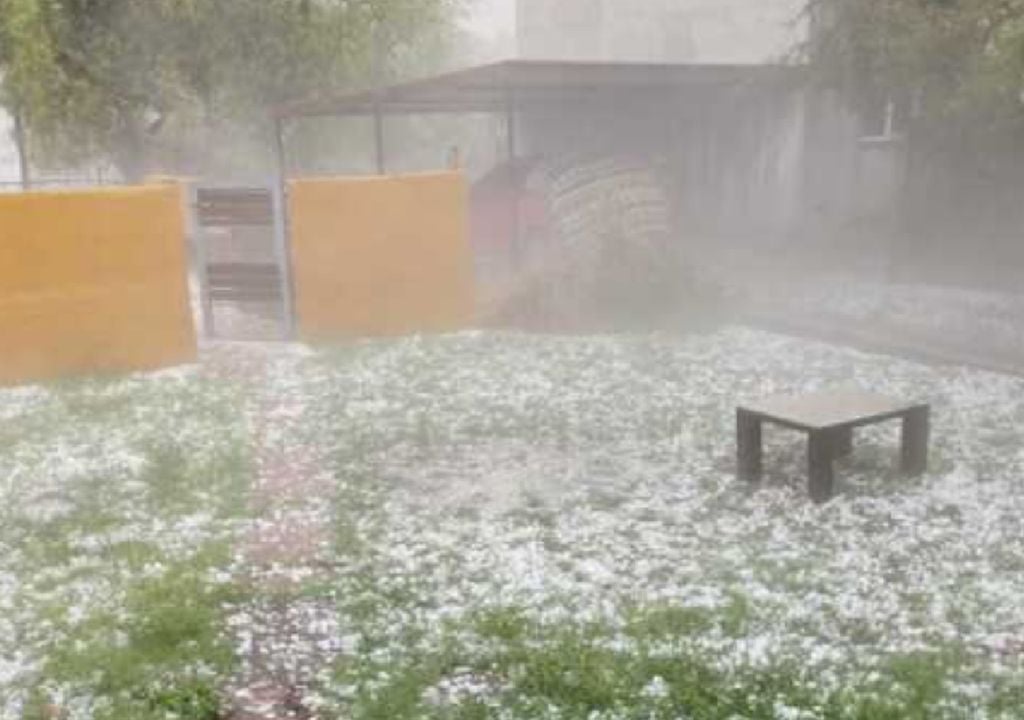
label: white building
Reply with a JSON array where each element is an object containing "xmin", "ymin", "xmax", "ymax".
[{"xmin": 517, "ymin": 0, "xmax": 807, "ymax": 64}]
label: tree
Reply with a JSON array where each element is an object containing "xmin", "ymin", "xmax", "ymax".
[
  {"xmin": 806, "ymin": 0, "xmax": 1024, "ymax": 270},
  {"xmin": 806, "ymin": 0, "xmax": 1024, "ymax": 138},
  {"xmin": 0, "ymin": 0, "xmax": 462, "ymax": 180}
]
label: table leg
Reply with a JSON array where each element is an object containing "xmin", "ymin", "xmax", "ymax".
[
  {"xmin": 808, "ymin": 429, "xmax": 836, "ymax": 503},
  {"xmin": 901, "ymin": 406, "xmax": 930, "ymax": 476},
  {"xmin": 834, "ymin": 427, "xmax": 854, "ymax": 458},
  {"xmin": 737, "ymin": 409, "xmax": 762, "ymax": 483}
]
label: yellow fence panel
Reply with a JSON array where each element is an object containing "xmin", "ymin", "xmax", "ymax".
[
  {"xmin": 0, "ymin": 186, "xmax": 197, "ymax": 385},
  {"xmin": 289, "ymin": 172, "xmax": 475, "ymax": 340}
]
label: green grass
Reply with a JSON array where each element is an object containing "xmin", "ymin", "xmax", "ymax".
[
  {"xmin": 9, "ymin": 330, "xmax": 1024, "ymax": 719},
  {"xmin": 27, "ymin": 544, "xmax": 239, "ymax": 720},
  {"xmin": 322, "ymin": 478, "xmax": 1000, "ymax": 720},
  {"xmin": 300, "ymin": 332, "xmax": 1024, "ymax": 719},
  {"xmin": 325, "ymin": 609, "xmax": 1024, "ymax": 720},
  {"xmin": 625, "ymin": 604, "xmax": 714, "ymax": 639},
  {"xmin": 2, "ymin": 371, "xmax": 253, "ymax": 719}
]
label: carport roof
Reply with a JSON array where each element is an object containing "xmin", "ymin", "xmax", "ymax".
[{"xmin": 272, "ymin": 59, "xmax": 803, "ymax": 119}]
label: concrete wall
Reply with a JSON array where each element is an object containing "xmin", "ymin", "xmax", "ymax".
[
  {"xmin": 288, "ymin": 172, "xmax": 476, "ymax": 340},
  {"xmin": 672, "ymin": 87, "xmax": 809, "ymax": 239},
  {"xmin": 0, "ymin": 185, "xmax": 197, "ymax": 385},
  {"xmin": 517, "ymin": 0, "xmax": 806, "ymax": 64}
]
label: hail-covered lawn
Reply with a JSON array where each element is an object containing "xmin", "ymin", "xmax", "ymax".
[
  {"xmin": 3, "ymin": 327, "xmax": 1024, "ymax": 719},
  {"xmin": 744, "ymin": 276, "xmax": 1024, "ymax": 366},
  {"xmin": 0, "ymin": 367, "xmax": 253, "ymax": 719},
  {"xmin": 288, "ymin": 328, "xmax": 1024, "ymax": 719}
]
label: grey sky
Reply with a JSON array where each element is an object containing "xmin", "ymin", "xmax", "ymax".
[{"xmin": 465, "ymin": 0, "xmax": 516, "ymax": 42}]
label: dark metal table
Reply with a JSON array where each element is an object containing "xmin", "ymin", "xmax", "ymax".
[{"xmin": 737, "ymin": 389, "xmax": 930, "ymax": 502}]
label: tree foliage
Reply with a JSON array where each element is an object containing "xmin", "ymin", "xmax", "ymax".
[
  {"xmin": 807, "ymin": 0, "xmax": 1024, "ymax": 137},
  {"xmin": 0, "ymin": 0, "xmax": 461, "ymax": 178}
]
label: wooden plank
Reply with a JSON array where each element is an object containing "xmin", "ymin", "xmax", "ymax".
[
  {"xmin": 901, "ymin": 406, "xmax": 931, "ymax": 476},
  {"xmin": 197, "ymin": 189, "xmax": 274, "ymax": 227},
  {"xmin": 207, "ymin": 263, "xmax": 282, "ymax": 303},
  {"xmin": 834, "ymin": 426, "xmax": 854, "ymax": 457},
  {"xmin": 210, "ymin": 289, "xmax": 283, "ymax": 303},
  {"xmin": 207, "ymin": 262, "xmax": 281, "ymax": 280},
  {"xmin": 737, "ymin": 389, "xmax": 932, "ymax": 503},
  {"xmin": 740, "ymin": 388, "xmax": 923, "ymax": 431},
  {"xmin": 736, "ymin": 408, "xmax": 763, "ymax": 483},
  {"xmin": 808, "ymin": 429, "xmax": 837, "ymax": 503}
]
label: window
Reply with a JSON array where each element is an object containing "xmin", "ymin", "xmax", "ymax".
[{"xmin": 859, "ymin": 91, "xmax": 908, "ymax": 142}]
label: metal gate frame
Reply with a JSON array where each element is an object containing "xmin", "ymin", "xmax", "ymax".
[{"xmin": 187, "ymin": 183, "xmax": 295, "ymax": 340}]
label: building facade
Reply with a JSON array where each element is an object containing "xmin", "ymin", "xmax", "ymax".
[
  {"xmin": 517, "ymin": 0, "xmax": 807, "ymax": 64},
  {"xmin": 514, "ymin": 0, "xmax": 902, "ymax": 248}
]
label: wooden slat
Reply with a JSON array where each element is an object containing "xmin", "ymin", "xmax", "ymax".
[
  {"xmin": 207, "ymin": 263, "xmax": 281, "ymax": 281},
  {"xmin": 210, "ymin": 288, "xmax": 282, "ymax": 302},
  {"xmin": 197, "ymin": 189, "xmax": 274, "ymax": 227},
  {"xmin": 207, "ymin": 263, "xmax": 282, "ymax": 303}
]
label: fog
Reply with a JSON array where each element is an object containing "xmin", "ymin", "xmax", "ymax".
[
  {"xmin": 464, "ymin": 0, "xmax": 516, "ymax": 48},
  {"xmin": 438, "ymin": 0, "xmax": 1024, "ymax": 359},
  {"xmin": 4, "ymin": 1, "xmax": 1024, "ymax": 717},
  {"xmin": 0, "ymin": 111, "xmax": 17, "ymax": 181}
]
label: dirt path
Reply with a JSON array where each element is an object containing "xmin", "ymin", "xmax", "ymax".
[{"xmin": 203, "ymin": 345, "xmax": 339, "ymax": 720}]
